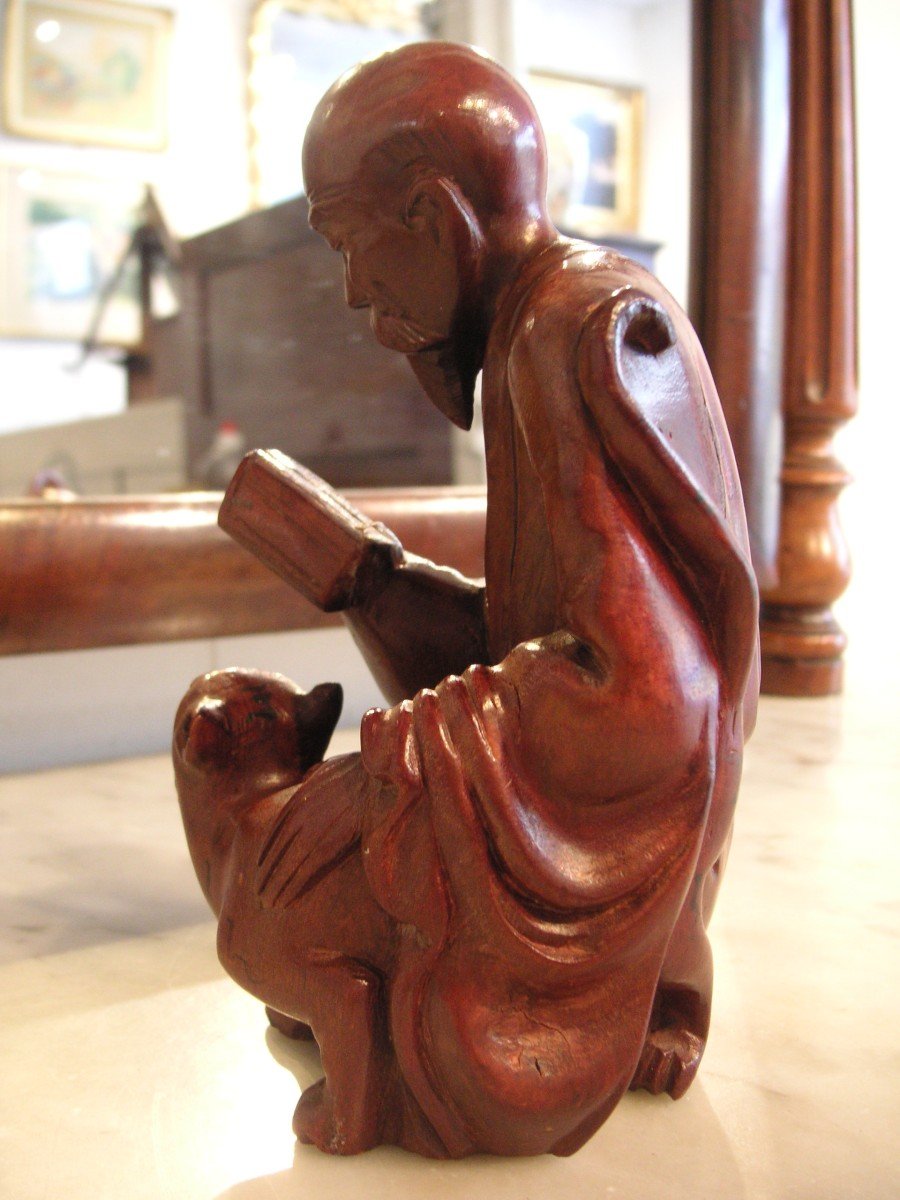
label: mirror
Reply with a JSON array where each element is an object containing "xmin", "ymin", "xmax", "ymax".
[
  {"xmin": 248, "ymin": 0, "xmax": 426, "ymax": 208},
  {"xmin": 0, "ymin": 0, "xmax": 691, "ymax": 497}
]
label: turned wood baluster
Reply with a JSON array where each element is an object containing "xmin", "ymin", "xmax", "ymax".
[
  {"xmin": 690, "ymin": 0, "xmax": 858, "ymax": 695},
  {"xmin": 761, "ymin": 0, "xmax": 858, "ymax": 695}
]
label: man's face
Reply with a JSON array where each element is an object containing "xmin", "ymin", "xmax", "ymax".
[{"xmin": 308, "ymin": 190, "xmax": 461, "ymax": 356}]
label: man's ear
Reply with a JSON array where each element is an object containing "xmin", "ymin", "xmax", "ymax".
[{"xmin": 404, "ymin": 176, "xmax": 485, "ymax": 264}]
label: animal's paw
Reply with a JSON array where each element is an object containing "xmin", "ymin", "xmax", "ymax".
[
  {"xmin": 266, "ymin": 1006, "xmax": 315, "ymax": 1041},
  {"xmin": 629, "ymin": 1027, "xmax": 704, "ymax": 1099},
  {"xmin": 293, "ymin": 1078, "xmax": 375, "ymax": 1155}
]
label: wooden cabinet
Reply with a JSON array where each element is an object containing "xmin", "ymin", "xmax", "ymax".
[{"xmin": 128, "ymin": 195, "xmax": 453, "ymax": 488}]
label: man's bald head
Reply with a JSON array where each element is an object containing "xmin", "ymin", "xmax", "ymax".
[{"xmin": 302, "ymin": 42, "xmax": 549, "ymax": 231}]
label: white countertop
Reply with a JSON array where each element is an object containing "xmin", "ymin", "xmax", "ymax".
[{"xmin": 2, "ymin": 690, "xmax": 898, "ymax": 1199}]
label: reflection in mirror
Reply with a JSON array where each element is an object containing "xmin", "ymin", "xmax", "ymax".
[
  {"xmin": 249, "ymin": 0, "xmax": 427, "ymax": 208},
  {"xmin": 0, "ymin": 0, "xmax": 692, "ymax": 498}
]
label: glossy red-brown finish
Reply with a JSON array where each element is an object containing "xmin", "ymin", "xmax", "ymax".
[
  {"xmin": 760, "ymin": 0, "xmax": 857, "ymax": 695},
  {"xmin": 689, "ymin": 0, "xmax": 789, "ymax": 590},
  {"xmin": 174, "ymin": 43, "xmax": 759, "ymax": 1158},
  {"xmin": 690, "ymin": 0, "xmax": 857, "ymax": 695},
  {"xmin": 0, "ymin": 489, "xmax": 486, "ymax": 656}
]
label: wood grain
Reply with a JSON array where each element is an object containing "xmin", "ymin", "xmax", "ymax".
[
  {"xmin": 0, "ymin": 488, "xmax": 486, "ymax": 656},
  {"xmin": 689, "ymin": 0, "xmax": 857, "ymax": 695}
]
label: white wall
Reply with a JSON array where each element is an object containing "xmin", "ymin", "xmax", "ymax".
[
  {"xmin": 634, "ymin": 0, "xmax": 691, "ymax": 303},
  {"xmin": 515, "ymin": 0, "xmax": 645, "ymax": 77},
  {"xmin": 0, "ymin": 627, "xmax": 381, "ymax": 775},
  {"xmin": 832, "ymin": 0, "xmax": 900, "ymax": 695},
  {"xmin": 0, "ymin": 341, "xmax": 128, "ymax": 436},
  {"xmin": 0, "ymin": 0, "xmax": 252, "ymax": 236},
  {"xmin": 153, "ymin": 0, "xmax": 251, "ymax": 238}
]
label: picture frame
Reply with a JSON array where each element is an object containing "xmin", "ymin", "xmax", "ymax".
[
  {"xmin": 3, "ymin": 0, "xmax": 172, "ymax": 150},
  {"xmin": 248, "ymin": 0, "xmax": 425, "ymax": 208},
  {"xmin": 0, "ymin": 164, "xmax": 144, "ymax": 344},
  {"xmin": 527, "ymin": 70, "xmax": 643, "ymax": 237}
]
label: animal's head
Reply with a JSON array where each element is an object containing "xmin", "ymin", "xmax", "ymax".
[{"xmin": 173, "ymin": 669, "xmax": 343, "ymax": 796}]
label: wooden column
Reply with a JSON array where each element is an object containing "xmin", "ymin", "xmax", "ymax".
[
  {"xmin": 762, "ymin": 0, "xmax": 858, "ymax": 695},
  {"xmin": 690, "ymin": 0, "xmax": 858, "ymax": 695},
  {"xmin": 689, "ymin": 0, "xmax": 790, "ymax": 595}
]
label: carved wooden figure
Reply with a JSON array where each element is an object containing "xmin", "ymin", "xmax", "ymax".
[{"xmin": 174, "ymin": 43, "xmax": 759, "ymax": 1158}]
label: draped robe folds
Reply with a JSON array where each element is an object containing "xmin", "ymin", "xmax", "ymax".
[{"xmin": 219, "ymin": 242, "xmax": 759, "ymax": 1157}]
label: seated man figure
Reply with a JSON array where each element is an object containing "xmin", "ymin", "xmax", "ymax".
[{"xmin": 174, "ymin": 42, "xmax": 759, "ymax": 1158}]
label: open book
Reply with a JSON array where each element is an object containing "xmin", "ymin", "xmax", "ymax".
[{"xmin": 219, "ymin": 449, "xmax": 402, "ymax": 612}]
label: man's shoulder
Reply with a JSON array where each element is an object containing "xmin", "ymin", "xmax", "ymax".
[
  {"xmin": 506, "ymin": 243, "xmax": 664, "ymax": 380},
  {"xmin": 511, "ymin": 241, "xmax": 672, "ymax": 372},
  {"xmin": 510, "ymin": 241, "xmax": 665, "ymax": 350}
]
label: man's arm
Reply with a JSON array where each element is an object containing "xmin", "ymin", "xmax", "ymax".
[{"xmin": 220, "ymin": 450, "xmax": 487, "ymax": 703}]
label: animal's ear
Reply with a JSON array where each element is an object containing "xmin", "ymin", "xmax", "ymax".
[
  {"xmin": 293, "ymin": 682, "xmax": 343, "ymax": 768},
  {"xmin": 404, "ymin": 176, "xmax": 484, "ymax": 259}
]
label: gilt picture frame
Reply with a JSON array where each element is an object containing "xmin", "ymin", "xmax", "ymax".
[
  {"xmin": 527, "ymin": 70, "xmax": 643, "ymax": 237},
  {"xmin": 3, "ymin": 0, "xmax": 172, "ymax": 150}
]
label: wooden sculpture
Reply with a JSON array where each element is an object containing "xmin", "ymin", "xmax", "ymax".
[{"xmin": 174, "ymin": 42, "xmax": 760, "ymax": 1158}]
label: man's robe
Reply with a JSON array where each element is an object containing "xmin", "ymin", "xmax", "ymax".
[
  {"xmin": 346, "ymin": 243, "xmax": 759, "ymax": 1155},
  {"xmin": 234, "ymin": 243, "xmax": 758, "ymax": 1156}
]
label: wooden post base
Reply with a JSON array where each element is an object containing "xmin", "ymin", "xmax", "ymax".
[{"xmin": 760, "ymin": 605, "xmax": 847, "ymax": 696}]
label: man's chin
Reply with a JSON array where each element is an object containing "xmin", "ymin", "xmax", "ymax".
[{"xmin": 371, "ymin": 311, "xmax": 444, "ymax": 355}]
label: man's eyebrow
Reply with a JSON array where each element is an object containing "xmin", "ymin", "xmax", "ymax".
[
  {"xmin": 307, "ymin": 202, "xmax": 331, "ymax": 228},
  {"xmin": 307, "ymin": 185, "xmax": 351, "ymax": 220},
  {"xmin": 308, "ymin": 199, "xmax": 350, "ymax": 239}
]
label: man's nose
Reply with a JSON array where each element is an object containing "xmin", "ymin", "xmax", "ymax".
[{"xmin": 343, "ymin": 263, "xmax": 368, "ymax": 309}]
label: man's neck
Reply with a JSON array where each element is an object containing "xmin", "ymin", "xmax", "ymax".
[{"xmin": 481, "ymin": 221, "xmax": 560, "ymax": 332}]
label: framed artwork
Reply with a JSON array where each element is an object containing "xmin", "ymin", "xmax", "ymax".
[
  {"xmin": 248, "ymin": 0, "xmax": 425, "ymax": 208},
  {"xmin": 3, "ymin": 0, "xmax": 172, "ymax": 150},
  {"xmin": 527, "ymin": 70, "xmax": 643, "ymax": 237},
  {"xmin": 0, "ymin": 164, "xmax": 144, "ymax": 344}
]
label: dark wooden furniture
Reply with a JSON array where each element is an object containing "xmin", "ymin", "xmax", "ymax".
[
  {"xmin": 127, "ymin": 194, "xmax": 454, "ymax": 488},
  {"xmin": 0, "ymin": 489, "xmax": 486, "ymax": 657},
  {"xmin": 690, "ymin": 0, "xmax": 857, "ymax": 695}
]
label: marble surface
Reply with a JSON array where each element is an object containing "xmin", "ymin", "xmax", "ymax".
[{"xmin": 2, "ymin": 691, "xmax": 898, "ymax": 1199}]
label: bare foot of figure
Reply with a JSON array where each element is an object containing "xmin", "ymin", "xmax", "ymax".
[{"xmin": 630, "ymin": 1027, "xmax": 704, "ymax": 1099}]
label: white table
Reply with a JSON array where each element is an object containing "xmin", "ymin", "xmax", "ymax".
[{"xmin": 2, "ymin": 694, "xmax": 898, "ymax": 1199}]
